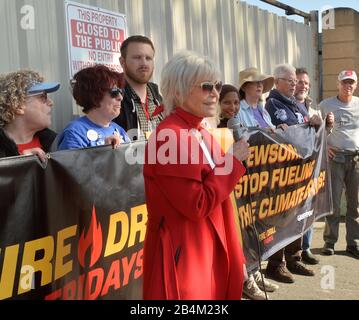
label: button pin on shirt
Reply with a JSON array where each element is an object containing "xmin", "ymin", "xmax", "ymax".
[{"xmin": 87, "ymin": 130, "xmax": 99, "ymax": 142}]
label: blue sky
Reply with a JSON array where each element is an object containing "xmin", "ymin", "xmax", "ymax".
[{"xmin": 243, "ymin": 0, "xmax": 359, "ymax": 24}]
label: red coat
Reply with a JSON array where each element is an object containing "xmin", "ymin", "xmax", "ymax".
[{"xmin": 143, "ymin": 107, "xmax": 246, "ymax": 300}]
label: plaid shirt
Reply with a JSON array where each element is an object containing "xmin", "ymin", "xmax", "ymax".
[{"xmin": 127, "ymin": 85, "xmax": 163, "ymax": 138}]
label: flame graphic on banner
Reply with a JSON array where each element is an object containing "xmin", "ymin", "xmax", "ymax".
[{"xmin": 78, "ymin": 206, "xmax": 103, "ymax": 268}]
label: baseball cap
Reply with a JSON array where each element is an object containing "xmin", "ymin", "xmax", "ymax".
[
  {"xmin": 338, "ymin": 70, "xmax": 357, "ymax": 82},
  {"xmin": 27, "ymin": 81, "xmax": 60, "ymax": 94}
]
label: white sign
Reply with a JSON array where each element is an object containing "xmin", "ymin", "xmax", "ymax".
[{"xmin": 65, "ymin": 1, "xmax": 127, "ymax": 78}]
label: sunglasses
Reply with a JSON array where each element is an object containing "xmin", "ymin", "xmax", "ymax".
[
  {"xmin": 197, "ymin": 81, "xmax": 223, "ymax": 93},
  {"xmin": 26, "ymin": 92, "xmax": 48, "ymax": 103},
  {"xmin": 108, "ymin": 87, "xmax": 124, "ymax": 98}
]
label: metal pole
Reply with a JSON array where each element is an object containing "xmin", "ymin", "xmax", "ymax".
[
  {"xmin": 310, "ymin": 10, "xmax": 322, "ymax": 104},
  {"xmin": 260, "ymin": 0, "xmax": 311, "ymax": 23}
]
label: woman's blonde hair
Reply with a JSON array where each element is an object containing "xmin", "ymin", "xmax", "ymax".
[
  {"xmin": 160, "ymin": 51, "xmax": 221, "ymax": 116},
  {"xmin": 0, "ymin": 70, "xmax": 43, "ymax": 127}
]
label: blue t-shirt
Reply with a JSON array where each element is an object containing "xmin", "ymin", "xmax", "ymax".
[{"xmin": 57, "ymin": 116, "xmax": 130, "ymax": 150}]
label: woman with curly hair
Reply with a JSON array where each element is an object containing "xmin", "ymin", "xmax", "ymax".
[
  {"xmin": 57, "ymin": 65, "xmax": 129, "ymax": 150},
  {"xmin": 0, "ymin": 70, "xmax": 60, "ymax": 161}
]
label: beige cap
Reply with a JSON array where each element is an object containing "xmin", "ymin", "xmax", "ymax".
[{"xmin": 239, "ymin": 67, "xmax": 274, "ymax": 93}]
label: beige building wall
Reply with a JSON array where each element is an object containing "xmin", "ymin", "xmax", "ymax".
[{"xmin": 322, "ymin": 8, "xmax": 359, "ymax": 99}]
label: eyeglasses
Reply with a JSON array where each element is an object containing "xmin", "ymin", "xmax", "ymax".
[
  {"xmin": 278, "ymin": 78, "xmax": 298, "ymax": 86},
  {"xmin": 108, "ymin": 87, "xmax": 124, "ymax": 98},
  {"xmin": 26, "ymin": 92, "xmax": 48, "ymax": 103},
  {"xmin": 196, "ymin": 81, "xmax": 223, "ymax": 93}
]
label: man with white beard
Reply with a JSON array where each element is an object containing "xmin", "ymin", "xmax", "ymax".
[
  {"xmin": 294, "ymin": 68, "xmax": 323, "ymax": 265},
  {"xmin": 114, "ymin": 35, "xmax": 163, "ymax": 140}
]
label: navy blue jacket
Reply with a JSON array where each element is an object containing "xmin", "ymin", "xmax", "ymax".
[{"xmin": 265, "ymin": 89, "xmax": 309, "ymax": 126}]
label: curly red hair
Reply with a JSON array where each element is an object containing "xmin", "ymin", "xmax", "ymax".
[{"xmin": 72, "ymin": 65, "xmax": 124, "ymax": 113}]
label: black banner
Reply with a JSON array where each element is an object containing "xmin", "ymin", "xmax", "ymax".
[
  {"xmin": 0, "ymin": 143, "xmax": 146, "ymax": 300},
  {"xmin": 0, "ymin": 125, "xmax": 332, "ymax": 299},
  {"xmin": 234, "ymin": 123, "xmax": 332, "ymax": 271}
]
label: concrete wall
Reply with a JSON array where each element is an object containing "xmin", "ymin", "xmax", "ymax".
[
  {"xmin": 0, "ymin": 0, "xmax": 316, "ymax": 132},
  {"xmin": 322, "ymin": 7, "xmax": 359, "ymax": 99}
]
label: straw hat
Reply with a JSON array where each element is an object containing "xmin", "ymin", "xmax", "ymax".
[{"xmin": 238, "ymin": 67, "xmax": 274, "ymax": 94}]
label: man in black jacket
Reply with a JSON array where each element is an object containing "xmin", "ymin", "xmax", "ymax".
[
  {"xmin": 114, "ymin": 35, "xmax": 163, "ymax": 141},
  {"xmin": 0, "ymin": 70, "xmax": 60, "ymax": 161},
  {"xmin": 265, "ymin": 64, "xmax": 320, "ymax": 284}
]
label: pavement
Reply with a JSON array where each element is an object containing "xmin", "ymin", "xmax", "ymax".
[{"xmin": 260, "ymin": 220, "xmax": 359, "ymax": 300}]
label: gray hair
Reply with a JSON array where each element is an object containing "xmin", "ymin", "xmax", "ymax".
[
  {"xmin": 273, "ymin": 63, "xmax": 296, "ymax": 80},
  {"xmin": 160, "ymin": 50, "xmax": 221, "ymax": 116}
]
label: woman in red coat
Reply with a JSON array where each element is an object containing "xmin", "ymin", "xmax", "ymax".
[{"xmin": 143, "ymin": 51, "xmax": 250, "ymax": 300}]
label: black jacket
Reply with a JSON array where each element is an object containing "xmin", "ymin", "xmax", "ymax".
[
  {"xmin": 265, "ymin": 89, "xmax": 309, "ymax": 127},
  {"xmin": 113, "ymin": 82, "xmax": 162, "ymax": 132},
  {"xmin": 0, "ymin": 128, "xmax": 56, "ymax": 159}
]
